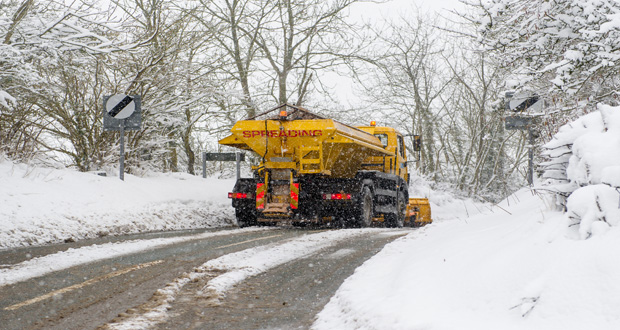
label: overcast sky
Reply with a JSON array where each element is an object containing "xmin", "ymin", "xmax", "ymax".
[{"xmin": 350, "ymin": 0, "xmax": 464, "ymax": 22}]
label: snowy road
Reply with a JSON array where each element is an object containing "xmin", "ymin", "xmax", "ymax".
[{"xmin": 0, "ymin": 227, "xmax": 409, "ymax": 330}]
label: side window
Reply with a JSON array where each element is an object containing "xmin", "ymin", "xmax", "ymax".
[
  {"xmin": 398, "ymin": 135, "xmax": 405, "ymax": 158},
  {"xmin": 374, "ymin": 134, "xmax": 388, "ymax": 147}
]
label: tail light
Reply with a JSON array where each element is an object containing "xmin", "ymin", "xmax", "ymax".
[
  {"xmin": 322, "ymin": 193, "xmax": 352, "ymax": 200},
  {"xmin": 228, "ymin": 192, "xmax": 249, "ymax": 199}
]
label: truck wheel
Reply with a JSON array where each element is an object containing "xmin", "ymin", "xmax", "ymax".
[
  {"xmin": 236, "ymin": 208, "xmax": 257, "ymax": 228},
  {"xmin": 356, "ymin": 187, "xmax": 374, "ymax": 227},
  {"xmin": 386, "ymin": 192, "xmax": 405, "ymax": 228}
]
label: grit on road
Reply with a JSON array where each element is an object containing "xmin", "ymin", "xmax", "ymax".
[{"xmin": 0, "ymin": 226, "xmax": 411, "ymax": 330}]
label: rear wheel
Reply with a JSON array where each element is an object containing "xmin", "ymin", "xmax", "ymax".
[
  {"xmin": 385, "ymin": 192, "xmax": 405, "ymax": 228},
  {"xmin": 235, "ymin": 208, "xmax": 257, "ymax": 228},
  {"xmin": 355, "ymin": 187, "xmax": 374, "ymax": 228}
]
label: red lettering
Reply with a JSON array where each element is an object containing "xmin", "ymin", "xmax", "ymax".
[{"xmin": 243, "ymin": 130, "xmax": 322, "ymax": 138}]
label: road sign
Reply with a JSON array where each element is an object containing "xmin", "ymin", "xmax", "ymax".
[
  {"xmin": 505, "ymin": 91, "xmax": 543, "ymax": 112},
  {"xmin": 505, "ymin": 116, "xmax": 533, "ymax": 130},
  {"xmin": 204, "ymin": 153, "xmax": 245, "ymax": 161},
  {"xmin": 203, "ymin": 152, "xmax": 246, "ymax": 180},
  {"xmin": 103, "ymin": 94, "xmax": 141, "ymax": 131},
  {"xmin": 102, "ymin": 94, "xmax": 142, "ymax": 180},
  {"xmin": 106, "ymin": 94, "xmax": 135, "ymax": 119}
]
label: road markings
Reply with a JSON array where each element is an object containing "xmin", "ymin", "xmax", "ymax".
[
  {"xmin": 216, "ymin": 234, "xmax": 283, "ymax": 249},
  {"xmin": 5, "ymin": 235, "xmax": 284, "ymax": 311},
  {"xmin": 4, "ymin": 260, "xmax": 164, "ymax": 311}
]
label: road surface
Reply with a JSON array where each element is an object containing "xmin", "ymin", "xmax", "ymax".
[{"xmin": 0, "ymin": 226, "xmax": 410, "ymax": 330}]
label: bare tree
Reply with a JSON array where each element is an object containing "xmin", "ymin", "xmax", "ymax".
[
  {"xmin": 437, "ymin": 37, "xmax": 527, "ymax": 199},
  {"xmin": 0, "ymin": 0, "xmax": 133, "ymax": 166},
  {"xmin": 361, "ymin": 9, "xmax": 525, "ymax": 199},
  {"xmin": 193, "ymin": 0, "xmax": 367, "ymax": 117},
  {"xmin": 362, "ymin": 14, "xmax": 452, "ymax": 177}
]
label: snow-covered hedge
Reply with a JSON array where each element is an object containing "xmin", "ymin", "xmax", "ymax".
[
  {"xmin": 540, "ymin": 104, "xmax": 620, "ymax": 239},
  {"xmin": 0, "ymin": 157, "xmax": 236, "ymax": 248}
]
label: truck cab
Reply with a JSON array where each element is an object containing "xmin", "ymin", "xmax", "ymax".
[{"xmin": 357, "ymin": 124, "xmax": 409, "ymax": 185}]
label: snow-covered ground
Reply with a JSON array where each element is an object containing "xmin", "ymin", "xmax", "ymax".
[
  {"xmin": 2, "ymin": 153, "xmax": 620, "ymax": 329},
  {"xmin": 0, "ymin": 157, "xmax": 236, "ymax": 248},
  {"xmin": 313, "ymin": 188, "xmax": 620, "ymax": 330},
  {"xmin": 312, "ymin": 102, "xmax": 620, "ymax": 329}
]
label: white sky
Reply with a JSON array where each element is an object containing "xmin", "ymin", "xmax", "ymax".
[
  {"xmin": 350, "ymin": 0, "xmax": 464, "ymax": 21},
  {"xmin": 323, "ymin": 0, "xmax": 466, "ymax": 110}
]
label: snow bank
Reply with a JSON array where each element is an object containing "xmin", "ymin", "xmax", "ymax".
[
  {"xmin": 408, "ymin": 173, "xmax": 489, "ymax": 222},
  {"xmin": 313, "ymin": 189, "xmax": 620, "ymax": 330},
  {"xmin": 566, "ymin": 106, "xmax": 620, "ymax": 185},
  {"xmin": 566, "ymin": 184, "xmax": 620, "ymax": 239},
  {"xmin": 541, "ymin": 104, "xmax": 620, "ymax": 239},
  {"xmin": 0, "ymin": 157, "xmax": 236, "ymax": 249}
]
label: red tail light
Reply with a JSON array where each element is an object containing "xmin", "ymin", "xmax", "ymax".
[
  {"xmin": 322, "ymin": 193, "xmax": 352, "ymax": 200},
  {"xmin": 228, "ymin": 192, "xmax": 248, "ymax": 199}
]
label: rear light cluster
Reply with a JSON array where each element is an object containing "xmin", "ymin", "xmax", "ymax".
[
  {"xmin": 322, "ymin": 193, "xmax": 352, "ymax": 200},
  {"xmin": 228, "ymin": 192, "xmax": 251, "ymax": 199}
]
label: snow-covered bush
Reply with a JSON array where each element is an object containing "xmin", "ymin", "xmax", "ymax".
[
  {"xmin": 566, "ymin": 184, "xmax": 620, "ymax": 239},
  {"xmin": 540, "ymin": 111, "xmax": 606, "ymax": 208},
  {"xmin": 471, "ymin": 0, "xmax": 620, "ymax": 115},
  {"xmin": 540, "ymin": 104, "xmax": 620, "ymax": 239}
]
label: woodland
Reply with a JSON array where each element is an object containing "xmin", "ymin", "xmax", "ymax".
[{"xmin": 2, "ymin": 0, "xmax": 619, "ymax": 201}]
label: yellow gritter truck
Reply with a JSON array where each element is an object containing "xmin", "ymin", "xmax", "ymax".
[{"xmin": 219, "ymin": 104, "xmax": 431, "ymax": 228}]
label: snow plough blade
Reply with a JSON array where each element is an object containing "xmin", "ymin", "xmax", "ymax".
[{"xmin": 406, "ymin": 198, "xmax": 432, "ymax": 227}]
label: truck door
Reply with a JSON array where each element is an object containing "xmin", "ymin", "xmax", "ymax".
[{"xmin": 397, "ymin": 134, "xmax": 408, "ymax": 181}]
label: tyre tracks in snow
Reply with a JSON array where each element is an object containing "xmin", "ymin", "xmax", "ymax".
[
  {"xmin": 102, "ymin": 228, "xmax": 409, "ymax": 330},
  {"xmin": 0, "ymin": 227, "xmax": 411, "ymax": 330},
  {"xmin": 0, "ymin": 227, "xmax": 292, "ymax": 330}
]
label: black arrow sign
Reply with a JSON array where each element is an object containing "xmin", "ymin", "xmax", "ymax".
[
  {"xmin": 108, "ymin": 95, "xmax": 134, "ymax": 117},
  {"xmin": 512, "ymin": 96, "xmax": 539, "ymax": 112}
]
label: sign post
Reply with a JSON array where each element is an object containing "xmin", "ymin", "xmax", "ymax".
[
  {"xmin": 103, "ymin": 94, "xmax": 142, "ymax": 181},
  {"xmin": 505, "ymin": 91, "xmax": 542, "ymax": 186},
  {"xmin": 505, "ymin": 116, "xmax": 535, "ymax": 185},
  {"xmin": 236, "ymin": 152, "xmax": 241, "ymax": 180},
  {"xmin": 120, "ymin": 122, "xmax": 125, "ymax": 181}
]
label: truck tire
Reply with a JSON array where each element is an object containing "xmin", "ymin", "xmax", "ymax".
[
  {"xmin": 356, "ymin": 187, "xmax": 374, "ymax": 228},
  {"xmin": 385, "ymin": 192, "xmax": 405, "ymax": 228},
  {"xmin": 236, "ymin": 208, "xmax": 257, "ymax": 228}
]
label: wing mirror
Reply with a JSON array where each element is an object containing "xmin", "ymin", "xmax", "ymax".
[{"xmin": 413, "ymin": 135, "xmax": 421, "ymax": 152}]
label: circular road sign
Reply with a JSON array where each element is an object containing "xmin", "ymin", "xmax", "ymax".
[{"xmin": 106, "ymin": 94, "xmax": 135, "ymax": 119}]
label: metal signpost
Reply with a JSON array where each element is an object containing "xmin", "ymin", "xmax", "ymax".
[
  {"xmin": 505, "ymin": 91, "xmax": 543, "ymax": 186},
  {"xmin": 505, "ymin": 115, "xmax": 535, "ymax": 185},
  {"xmin": 203, "ymin": 152, "xmax": 245, "ymax": 180},
  {"xmin": 506, "ymin": 115, "xmax": 539, "ymax": 188},
  {"xmin": 103, "ymin": 94, "xmax": 142, "ymax": 181}
]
